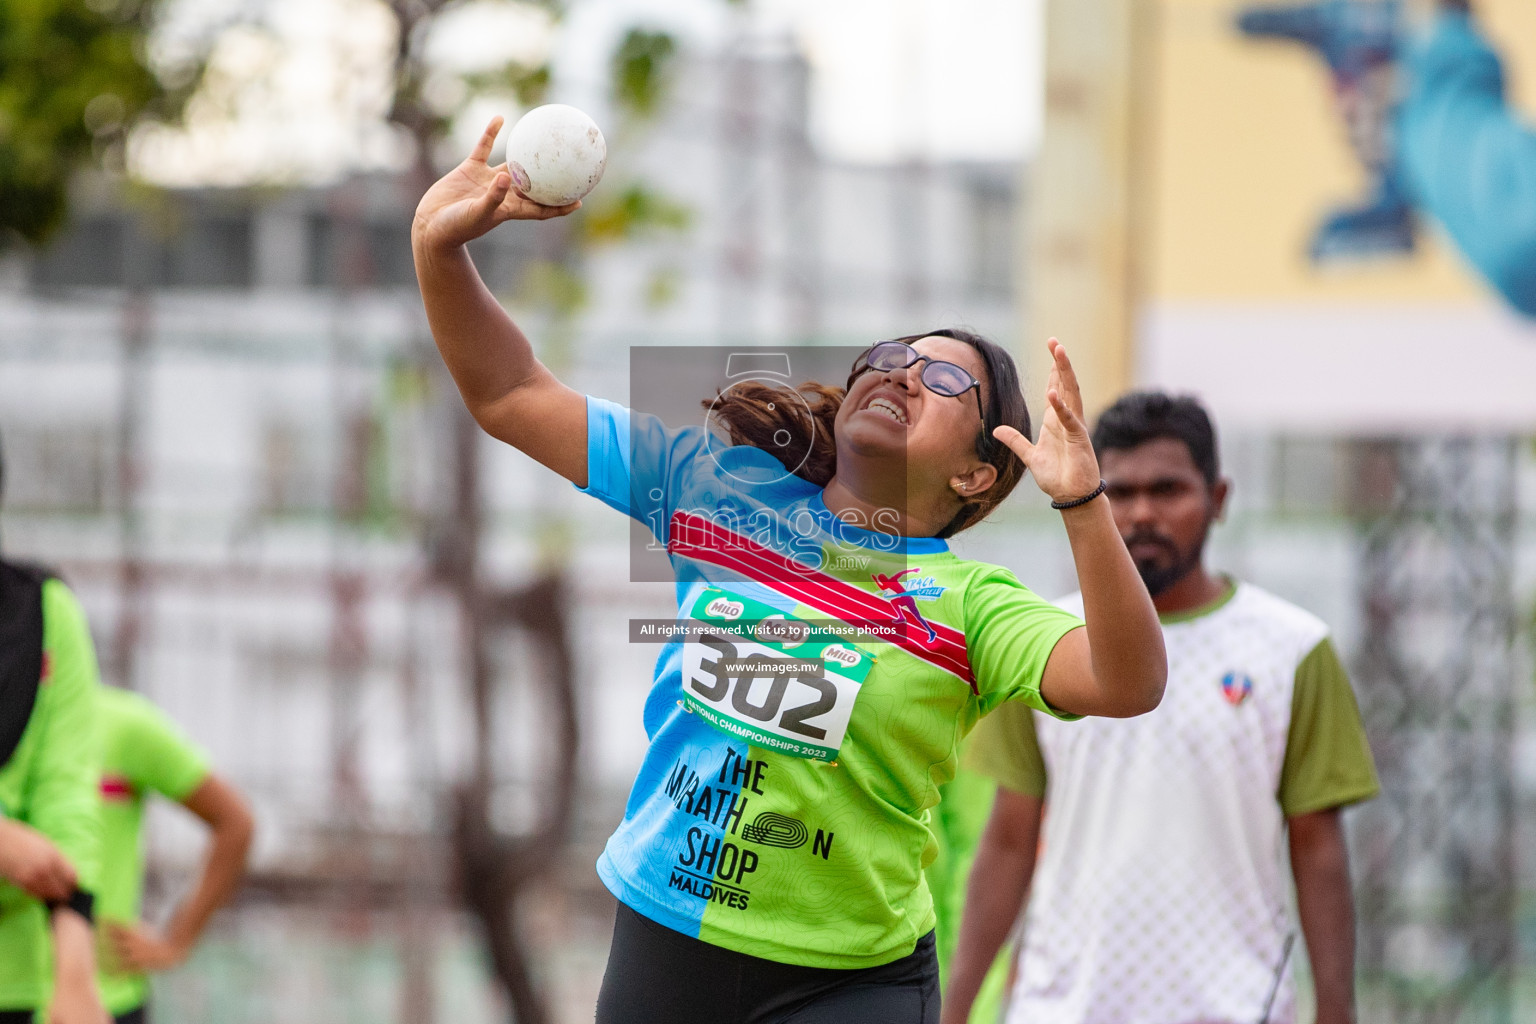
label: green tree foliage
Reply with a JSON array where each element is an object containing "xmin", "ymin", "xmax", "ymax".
[
  {"xmin": 0, "ymin": 0, "xmax": 197, "ymax": 245},
  {"xmin": 581, "ymin": 182, "xmax": 691, "ymax": 245},
  {"xmin": 383, "ymin": 3, "xmax": 694, "ymax": 316},
  {"xmin": 385, "ymin": 0, "xmax": 556, "ymax": 152},
  {"xmin": 611, "ymin": 28, "xmax": 676, "ymax": 119}
]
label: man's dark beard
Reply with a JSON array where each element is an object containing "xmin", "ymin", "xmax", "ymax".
[
  {"xmin": 1134, "ymin": 549, "xmax": 1201, "ymax": 597},
  {"xmin": 1126, "ymin": 527, "xmax": 1208, "ymax": 598}
]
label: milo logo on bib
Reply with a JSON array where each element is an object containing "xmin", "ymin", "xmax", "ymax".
[
  {"xmin": 705, "ymin": 596, "xmax": 745, "ymax": 620},
  {"xmin": 683, "ymin": 588, "xmax": 875, "ymax": 762}
]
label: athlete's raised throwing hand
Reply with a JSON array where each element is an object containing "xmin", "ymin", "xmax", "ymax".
[
  {"xmin": 993, "ymin": 337, "xmax": 1165, "ymax": 719},
  {"xmin": 992, "ymin": 338, "xmax": 1101, "ymax": 505},
  {"xmin": 412, "ymin": 116, "xmax": 580, "ymax": 253},
  {"xmin": 410, "ymin": 116, "xmax": 590, "ymax": 487}
]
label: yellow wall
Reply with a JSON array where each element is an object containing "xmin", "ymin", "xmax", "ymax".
[{"xmin": 1144, "ymin": 0, "xmax": 1536, "ymax": 304}]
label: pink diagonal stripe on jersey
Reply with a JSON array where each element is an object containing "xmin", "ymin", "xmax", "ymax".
[
  {"xmin": 668, "ymin": 511, "xmax": 970, "ymax": 661},
  {"xmin": 667, "ymin": 511, "xmax": 976, "ymax": 690}
]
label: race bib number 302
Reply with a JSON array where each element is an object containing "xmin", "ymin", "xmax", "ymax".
[{"xmin": 682, "ymin": 588, "xmax": 875, "ymax": 762}]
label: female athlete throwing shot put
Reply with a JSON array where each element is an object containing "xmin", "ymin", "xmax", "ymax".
[{"xmin": 412, "ymin": 117, "xmax": 1166, "ymax": 1024}]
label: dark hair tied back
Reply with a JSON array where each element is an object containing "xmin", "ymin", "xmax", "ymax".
[{"xmin": 703, "ymin": 379, "xmax": 843, "ymax": 488}]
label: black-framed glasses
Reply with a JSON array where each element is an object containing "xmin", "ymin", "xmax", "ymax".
[{"xmin": 851, "ymin": 341, "xmax": 987, "ymax": 425}]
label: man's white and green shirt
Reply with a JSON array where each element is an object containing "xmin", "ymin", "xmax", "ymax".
[{"xmin": 968, "ymin": 581, "xmax": 1378, "ymax": 1024}]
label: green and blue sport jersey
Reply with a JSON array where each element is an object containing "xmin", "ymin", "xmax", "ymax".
[{"xmin": 580, "ymin": 397, "xmax": 1082, "ymax": 968}]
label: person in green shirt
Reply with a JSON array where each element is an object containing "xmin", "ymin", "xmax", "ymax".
[
  {"xmin": 92, "ymin": 686, "xmax": 253, "ymax": 1024},
  {"xmin": 0, "ymin": 436, "xmax": 108, "ymax": 1024}
]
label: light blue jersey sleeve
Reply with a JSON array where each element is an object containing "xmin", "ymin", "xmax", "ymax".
[{"xmin": 578, "ymin": 396, "xmax": 710, "ymax": 542}]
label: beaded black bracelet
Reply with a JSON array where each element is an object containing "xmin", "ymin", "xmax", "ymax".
[{"xmin": 1050, "ymin": 479, "xmax": 1108, "ymax": 510}]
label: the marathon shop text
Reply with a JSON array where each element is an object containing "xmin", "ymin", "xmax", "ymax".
[{"xmin": 664, "ymin": 749, "xmax": 835, "ymax": 911}]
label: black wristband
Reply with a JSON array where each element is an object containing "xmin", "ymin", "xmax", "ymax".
[
  {"xmin": 46, "ymin": 887, "xmax": 94, "ymax": 924},
  {"xmin": 1050, "ymin": 479, "xmax": 1108, "ymax": 510}
]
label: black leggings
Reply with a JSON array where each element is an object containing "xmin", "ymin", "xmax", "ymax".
[{"xmin": 595, "ymin": 903, "xmax": 940, "ymax": 1024}]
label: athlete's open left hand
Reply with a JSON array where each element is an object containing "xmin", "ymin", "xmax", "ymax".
[
  {"xmin": 105, "ymin": 921, "xmax": 189, "ymax": 973},
  {"xmin": 993, "ymin": 338, "xmax": 1102, "ymax": 506}
]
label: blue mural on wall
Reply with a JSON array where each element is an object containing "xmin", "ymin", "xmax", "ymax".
[{"xmin": 1238, "ymin": 0, "xmax": 1536, "ymax": 318}]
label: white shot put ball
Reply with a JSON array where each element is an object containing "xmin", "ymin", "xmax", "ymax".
[{"xmin": 506, "ymin": 104, "xmax": 607, "ymax": 207}]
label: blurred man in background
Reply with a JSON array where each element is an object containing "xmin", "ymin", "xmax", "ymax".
[
  {"xmin": 0, "ymin": 432, "xmax": 108, "ymax": 1024},
  {"xmin": 94, "ymin": 686, "xmax": 254, "ymax": 1024},
  {"xmin": 941, "ymin": 394, "xmax": 1379, "ymax": 1024}
]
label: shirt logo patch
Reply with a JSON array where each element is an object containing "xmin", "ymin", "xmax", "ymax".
[
  {"xmin": 100, "ymin": 775, "xmax": 135, "ymax": 801},
  {"xmin": 740, "ymin": 811, "xmax": 809, "ymax": 849},
  {"xmin": 1220, "ymin": 671, "xmax": 1254, "ymax": 706},
  {"xmin": 872, "ymin": 568, "xmax": 940, "ymax": 645}
]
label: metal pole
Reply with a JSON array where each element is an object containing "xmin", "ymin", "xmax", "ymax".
[
  {"xmin": 111, "ymin": 290, "xmax": 151, "ymax": 691},
  {"xmin": 1025, "ymin": 0, "xmax": 1151, "ymax": 412}
]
